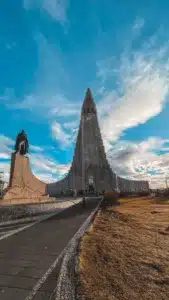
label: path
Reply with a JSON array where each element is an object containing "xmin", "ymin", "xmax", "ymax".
[{"xmin": 0, "ymin": 198, "xmax": 100, "ymax": 300}]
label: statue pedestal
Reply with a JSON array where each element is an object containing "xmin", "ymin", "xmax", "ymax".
[{"xmin": 3, "ymin": 152, "xmax": 49, "ymax": 204}]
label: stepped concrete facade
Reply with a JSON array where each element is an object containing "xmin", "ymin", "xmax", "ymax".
[
  {"xmin": 47, "ymin": 88, "xmax": 149, "ymax": 196},
  {"xmin": 2, "ymin": 89, "xmax": 149, "ymax": 203},
  {"xmin": 3, "ymin": 153, "xmax": 48, "ymax": 204},
  {"xmin": 3, "ymin": 131, "xmax": 49, "ymax": 204}
]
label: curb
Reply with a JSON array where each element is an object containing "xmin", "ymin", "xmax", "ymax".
[{"xmin": 55, "ymin": 197, "xmax": 103, "ymax": 300}]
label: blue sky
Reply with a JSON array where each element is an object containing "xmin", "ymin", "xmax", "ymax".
[{"xmin": 1, "ymin": 0, "xmax": 169, "ymax": 188}]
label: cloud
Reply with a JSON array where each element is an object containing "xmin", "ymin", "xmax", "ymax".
[
  {"xmin": 24, "ymin": 0, "xmax": 69, "ymax": 24},
  {"xmin": 56, "ymin": 163, "xmax": 70, "ymax": 176},
  {"xmin": 132, "ymin": 17, "xmax": 145, "ymax": 33},
  {"xmin": 35, "ymin": 172, "xmax": 58, "ymax": 183},
  {"xmin": 0, "ymin": 135, "xmax": 14, "ymax": 147},
  {"xmin": 51, "ymin": 121, "xmax": 72, "ymax": 147},
  {"xmin": 30, "ymin": 152, "xmax": 70, "ymax": 180},
  {"xmin": 0, "ymin": 152, "xmax": 70, "ymax": 184},
  {"xmin": 12, "ymin": 93, "xmax": 80, "ymax": 119},
  {"xmin": 50, "ymin": 102, "xmax": 80, "ymax": 117},
  {"xmin": 51, "ymin": 119, "xmax": 78, "ymax": 149},
  {"xmin": 97, "ymin": 27, "xmax": 169, "ymax": 151},
  {"xmin": 0, "ymin": 134, "xmax": 71, "ymax": 184},
  {"xmin": 30, "ymin": 145, "xmax": 44, "ymax": 152},
  {"xmin": 0, "ymin": 162, "xmax": 10, "ymax": 183},
  {"xmin": 30, "ymin": 152, "xmax": 71, "ymax": 184},
  {"xmin": 0, "ymin": 133, "xmax": 168, "ymax": 188},
  {"xmin": 0, "ymin": 135, "xmax": 14, "ymax": 160},
  {"xmin": 30, "ymin": 153, "xmax": 57, "ymax": 174},
  {"xmin": 4, "ymin": 33, "xmax": 79, "ymax": 120},
  {"xmin": 34, "ymin": 161, "xmax": 70, "ymax": 183},
  {"xmin": 107, "ymin": 137, "xmax": 169, "ymax": 188},
  {"xmin": 63, "ymin": 120, "xmax": 78, "ymax": 130}
]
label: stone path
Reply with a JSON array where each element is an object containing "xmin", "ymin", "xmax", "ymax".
[
  {"xmin": 0, "ymin": 198, "xmax": 100, "ymax": 300},
  {"xmin": 0, "ymin": 219, "xmax": 35, "ymax": 238}
]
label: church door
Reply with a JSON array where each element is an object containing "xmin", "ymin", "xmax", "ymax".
[{"xmin": 88, "ymin": 175, "xmax": 95, "ymax": 194}]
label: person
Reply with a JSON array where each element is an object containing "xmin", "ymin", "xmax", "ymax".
[
  {"xmin": 81, "ymin": 190, "xmax": 86, "ymax": 208},
  {"xmin": 74, "ymin": 188, "xmax": 77, "ymax": 199},
  {"xmin": 82, "ymin": 196, "xmax": 86, "ymax": 208}
]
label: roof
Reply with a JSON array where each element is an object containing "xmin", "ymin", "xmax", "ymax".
[{"xmin": 82, "ymin": 88, "xmax": 96, "ymax": 113}]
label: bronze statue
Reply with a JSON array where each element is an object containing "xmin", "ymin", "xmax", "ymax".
[{"xmin": 14, "ymin": 130, "xmax": 29, "ymax": 155}]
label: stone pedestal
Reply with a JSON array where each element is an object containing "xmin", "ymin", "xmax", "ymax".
[{"xmin": 2, "ymin": 152, "xmax": 48, "ymax": 204}]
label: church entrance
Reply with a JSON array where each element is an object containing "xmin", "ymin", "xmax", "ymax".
[{"xmin": 87, "ymin": 175, "xmax": 95, "ymax": 194}]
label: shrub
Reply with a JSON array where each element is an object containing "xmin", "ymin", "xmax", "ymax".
[{"xmin": 100, "ymin": 191, "xmax": 119, "ymax": 209}]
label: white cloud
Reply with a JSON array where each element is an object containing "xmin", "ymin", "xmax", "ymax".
[
  {"xmin": 95, "ymin": 20, "xmax": 169, "ymax": 187},
  {"xmin": 51, "ymin": 119, "xmax": 78, "ymax": 149},
  {"xmin": 108, "ymin": 137, "xmax": 169, "ymax": 188},
  {"xmin": 0, "ymin": 133, "xmax": 169, "ymax": 188},
  {"xmin": 97, "ymin": 29, "xmax": 169, "ymax": 151},
  {"xmin": 0, "ymin": 135, "xmax": 14, "ymax": 147},
  {"xmin": 132, "ymin": 17, "xmax": 145, "ymax": 32},
  {"xmin": 0, "ymin": 134, "xmax": 71, "ymax": 184},
  {"xmin": 0, "ymin": 162, "xmax": 10, "ymax": 183},
  {"xmin": 0, "ymin": 153, "xmax": 10, "ymax": 159},
  {"xmin": 55, "ymin": 163, "xmax": 70, "ymax": 176},
  {"xmin": 0, "ymin": 135, "xmax": 14, "ymax": 160},
  {"xmin": 30, "ymin": 154, "xmax": 56, "ymax": 173},
  {"xmin": 1, "ymin": 21, "xmax": 169, "ymax": 189},
  {"xmin": 34, "ymin": 162, "xmax": 70, "ymax": 183},
  {"xmin": 24, "ymin": 0, "xmax": 69, "ymax": 23},
  {"xmin": 30, "ymin": 153, "xmax": 70, "ymax": 180},
  {"xmin": 35, "ymin": 172, "xmax": 58, "ymax": 183},
  {"xmin": 4, "ymin": 33, "xmax": 79, "ymax": 120},
  {"xmin": 12, "ymin": 93, "xmax": 80, "ymax": 119},
  {"xmin": 30, "ymin": 145, "xmax": 44, "ymax": 152},
  {"xmin": 63, "ymin": 120, "xmax": 78, "ymax": 130},
  {"xmin": 50, "ymin": 100, "xmax": 80, "ymax": 117},
  {"xmin": 51, "ymin": 121, "xmax": 72, "ymax": 147}
]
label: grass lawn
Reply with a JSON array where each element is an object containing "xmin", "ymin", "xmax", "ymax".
[{"xmin": 79, "ymin": 197, "xmax": 169, "ymax": 300}]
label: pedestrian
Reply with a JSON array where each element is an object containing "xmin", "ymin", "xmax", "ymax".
[
  {"xmin": 74, "ymin": 188, "xmax": 77, "ymax": 199},
  {"xmin": 82, "ymin": 196, "xmax": 86, "ymax": 208}
]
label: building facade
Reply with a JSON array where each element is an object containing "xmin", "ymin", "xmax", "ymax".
[{"xmin": 47, "ymin": 89, "xmax": 149, "ymax": 196}]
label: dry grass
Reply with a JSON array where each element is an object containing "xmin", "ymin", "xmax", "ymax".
[{"xmin": 79, "ymin": 197, "xmax": 169, "ymax": 300}]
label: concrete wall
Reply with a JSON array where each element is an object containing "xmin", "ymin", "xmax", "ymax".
[
  {"xmin": 3, "ymin": 153, "xmax": 47, "ymax": 201},
  {"xmin": 117, "ymin": 176, "xmax": 149, "ymax": 193},
  {"xmin": 47, "ymin": 112, "xmax": 149, "ymax": 196},
  {"xmin": 47, "ymin": 94, "xmax": 149, "ymax": 196},
  {"xmin": 47, "ymin": 112, "xmax": 118, "ymax": 196}
]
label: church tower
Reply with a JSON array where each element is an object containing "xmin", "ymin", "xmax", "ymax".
[
  {"xmin": 47, "ymin": 88, "xmax": 117, "ymax": 195},
  {"xmin": 71, "ymin": 88, "xmax": 117, "ymax": 192}
]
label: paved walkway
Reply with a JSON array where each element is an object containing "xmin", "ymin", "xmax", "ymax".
[{"xmin": 0, "ymin": 198, "xmax": 100, "ymax": 300}]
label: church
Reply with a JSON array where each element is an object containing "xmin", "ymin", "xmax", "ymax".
[{"xmin": 47, "ymin": 89, "xmax": 149, "ymax": 196}]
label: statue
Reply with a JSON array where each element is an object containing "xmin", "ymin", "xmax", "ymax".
[{"xmin": 14, "ymin": 130, "xmax": 29, "ymax": 155}]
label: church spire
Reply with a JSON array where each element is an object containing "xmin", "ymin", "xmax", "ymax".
[{"xmin": 82, "ymin": 88, "xmax": 96, "ymax": 114}]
